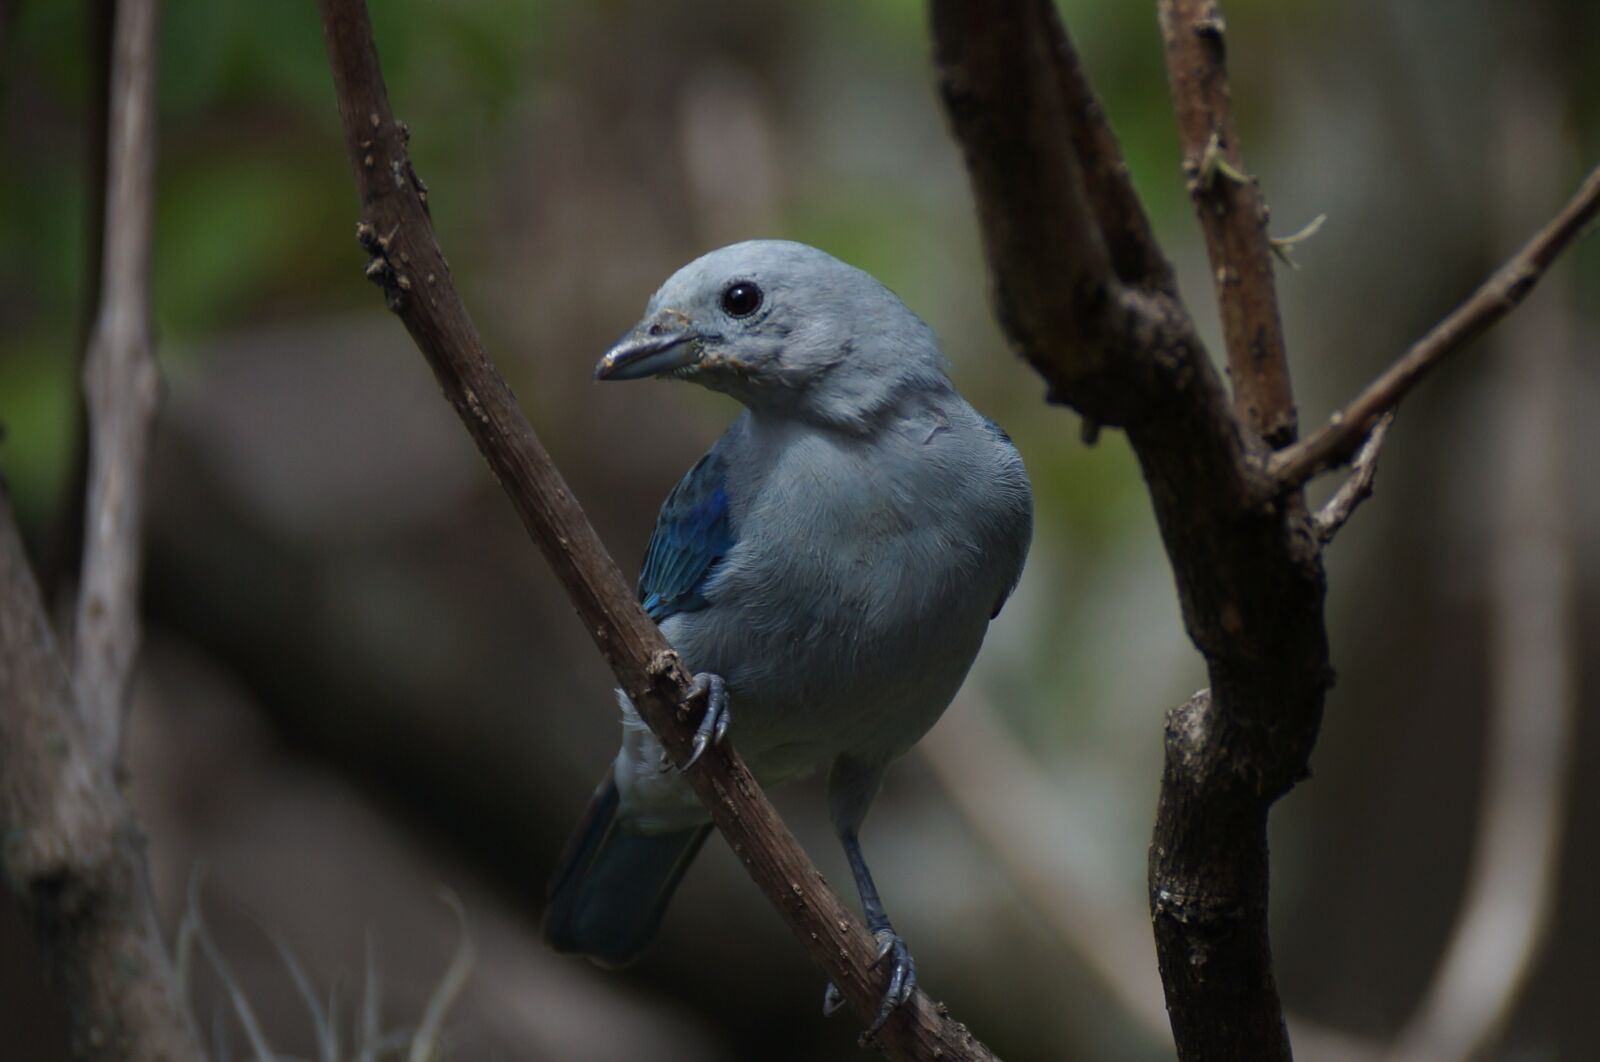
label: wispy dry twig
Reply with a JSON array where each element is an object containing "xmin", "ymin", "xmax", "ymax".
[{"xmin": 1313, "ymin": 413, "xmax": 1392, "ymax": 543}]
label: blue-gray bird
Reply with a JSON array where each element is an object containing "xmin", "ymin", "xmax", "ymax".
[{"xmin": 544, "ymin": 240, "xmax": 1032, "ymax": 1029}]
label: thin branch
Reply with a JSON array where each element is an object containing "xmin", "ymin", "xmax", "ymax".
[
  {"xmin": 0, "ymin": 491, "xmax": 202, "ymax": 1060},
  {"xmin": 73, "ymin": 0, "xmax": 163, "ymax": 765},
  {"xmin": 314, "ymin": 3, "xmax": 995, "ymax": 1057},
  {"xmin": 0, "ymin": 1, "xmax": 196, "ymax": 1056},
  {"xmin": 1312, "ymin": 413, "xmax": 1391, "ymax": 543},
  {"xmin": 1272, "ymin": 162, "xmax": 1600, "ymax": 490},
  {"xmin": 1158, "ymin": 0, "xmax": 1297, "ymax": 444}
]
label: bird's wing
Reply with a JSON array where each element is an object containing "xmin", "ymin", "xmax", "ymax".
[{"xmin": 638, "ymin": 448, "xmax": 736, "ymax": 622}]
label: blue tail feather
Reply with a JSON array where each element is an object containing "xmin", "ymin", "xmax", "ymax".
[{"xmin": 543, "ymin": 770, "xmax": 710, "ymax": 967}]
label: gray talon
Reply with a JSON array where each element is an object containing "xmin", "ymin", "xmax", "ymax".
[
  {"xmin": 863, "ymin": 929, "xmax": 917, "ymax": 1038},
  {"xmin": 822, "ymin": 981, "xmax": 846, "ymax": 1016},
  {"xmin": 682, "ymin": 672, "xmax": 730, "ymax": 770}
]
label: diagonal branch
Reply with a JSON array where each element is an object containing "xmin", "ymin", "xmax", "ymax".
[
  {"xmin": 1158, "ymin": 0, "xmax": 1297, "ymax": 444},
  {"xmin": 1271, "ymin": 163, "xmax": 1600, "ymax": 489},
  {"xmin": 73, "ymin": 0, "xmax": 163, "ymax": 765},
  {"xmin": 314, "ymin": 2, "xmax": 995, "ymax": 1057}
]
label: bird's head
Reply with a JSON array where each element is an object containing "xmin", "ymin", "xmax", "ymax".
[{"xmin": 594, "ymin": 240, "xmax": 948, "ymax": 430}]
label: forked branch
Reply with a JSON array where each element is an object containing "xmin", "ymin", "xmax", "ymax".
[
  {"xmin": 0, "ymin": 1, "xmax": 199, "ymax": 1057},
  {"xmin": 315, "ymin": 2, "xmax": 995, "ymax": 1057}
]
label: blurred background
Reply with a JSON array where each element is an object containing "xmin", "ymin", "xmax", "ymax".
[{"xmin": 2, "ymin": 0, "xmax": 1598, "ymax": 1058}]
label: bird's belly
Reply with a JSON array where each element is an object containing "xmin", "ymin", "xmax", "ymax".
[{"xmin": 669, "ymin": 544, "xmax": 992, "ymax": 775}]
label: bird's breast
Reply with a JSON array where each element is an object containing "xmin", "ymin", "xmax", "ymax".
[{"xmin": 664, "ymin": 427, "xmax": 1008, "ymax": 769}]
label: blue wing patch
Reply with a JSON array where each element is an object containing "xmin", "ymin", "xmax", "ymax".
[
  {"xmin": 979, "ymin": 415, "xmax": 1013, "ymax": 446},
  {"xmin": 638, "ymin": 449, "xmax": 735, "ymax": 622}
]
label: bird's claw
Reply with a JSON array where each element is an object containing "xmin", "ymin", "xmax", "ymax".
[
  {"xmin": 681, "ymin": 672, "xmax": 730, "ymax": 770},
  {"xmin": 821, "ymin": 929, "xmax": 917, "ymax": 1038},
  {"xmin": 865, "ymin": 928, "xmax": 917, "ymax": 1036}
]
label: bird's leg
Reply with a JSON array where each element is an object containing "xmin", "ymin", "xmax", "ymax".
[
  {"xmin": 682, "ymin": 671, "xmax": 730, "ymax": 769},
  {"xmin": 822, "ymin": 758, "xmax": 915, "ymax": 1036}
]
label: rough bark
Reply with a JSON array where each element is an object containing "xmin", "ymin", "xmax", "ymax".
[
  {"xmin": 932, "ymin": 1, "xmax": 1595, "ymax": 1059},
  {"xmin": 1, "ymin": 494, "xmax": 200, "ymax": 1061},
  {"xmin": 315, "ymin": 2, "xmax": 996, "ymax": 1057}
]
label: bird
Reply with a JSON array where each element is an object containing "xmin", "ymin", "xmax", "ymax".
[{"xmin": 543, "ymin": 240, "xmax": 1032, "ymax": 1031}]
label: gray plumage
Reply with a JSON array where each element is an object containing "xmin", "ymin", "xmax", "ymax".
[{"xmin": 545, "ymin": 240, "xmax": 1032, "ymax": 1021}]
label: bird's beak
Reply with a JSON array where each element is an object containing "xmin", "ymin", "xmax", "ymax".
[{"xmin": 594, "ymin": 311, "xmax": 705, "ymax": 381}]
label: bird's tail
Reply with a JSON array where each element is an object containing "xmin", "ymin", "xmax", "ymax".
[{"xmin": 543, "ymin": 768, "xmax": 711, "ymax": 967}]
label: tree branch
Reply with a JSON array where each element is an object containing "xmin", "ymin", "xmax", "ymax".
[
  {"xmin": 1311, "ymin": 413, "xmax": 1390, "ymax": 543},
  {"xmin": 1, "ymin": 491, "xmax": 201, "ymax": 1061},
  {"xmin": 314, "ymin": 2, "xmax": 995, "ymax": 1057},
  {"xmin": 0, "ymin": 2, "xmax": 197, "ymax": 1057},
  {"xmin": 1271, "ymin": 162, "xmax": 1600, "ymax": 490},
  {"xmin": 936, "ymin": 4, "xmax": 1330, "ymax": 1059},
  {"xmin": 73, "ymin": 0, "xmax": 162, "ymax": 765},
  {"xmin": 1157, "ymin": 0, "xmax": 1297, "ymax": 444}
]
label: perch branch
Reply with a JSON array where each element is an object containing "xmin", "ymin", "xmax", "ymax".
[
  {"xmin": 315, "ymin": 2, "xmax": 995, "ymax": 1057},
  {"xmin": 1157, "ymin": 0, "xmax": 1297, "ymax": 444},
  {"xmin": 1272, "ymin": 162, "xmax": 1600, "ymax": 489},
  {"xmin": 73, "ymin": 0, "xmax": 163, "ymax": 765},
  {"xmin": 1, "ymin": 491, "xmax": 201, "ymax": 1060}
]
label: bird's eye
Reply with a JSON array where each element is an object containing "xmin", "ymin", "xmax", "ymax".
[{"xmin": 720, "ymin": 281, "xmax": 763, "ymax": 318}]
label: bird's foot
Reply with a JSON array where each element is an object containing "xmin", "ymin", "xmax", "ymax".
[
  {"xmin": 821, "ymin": 928, "xmax": 917, "ymax": 1038},
  {"xmin": 682, "ymin": 672, "xmax": 730, "ymax": 770}
]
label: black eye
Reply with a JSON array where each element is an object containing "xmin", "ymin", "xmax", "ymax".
[{"xmin": 720, "ymin": 281, "xmax": 762, "ymax": 318}]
